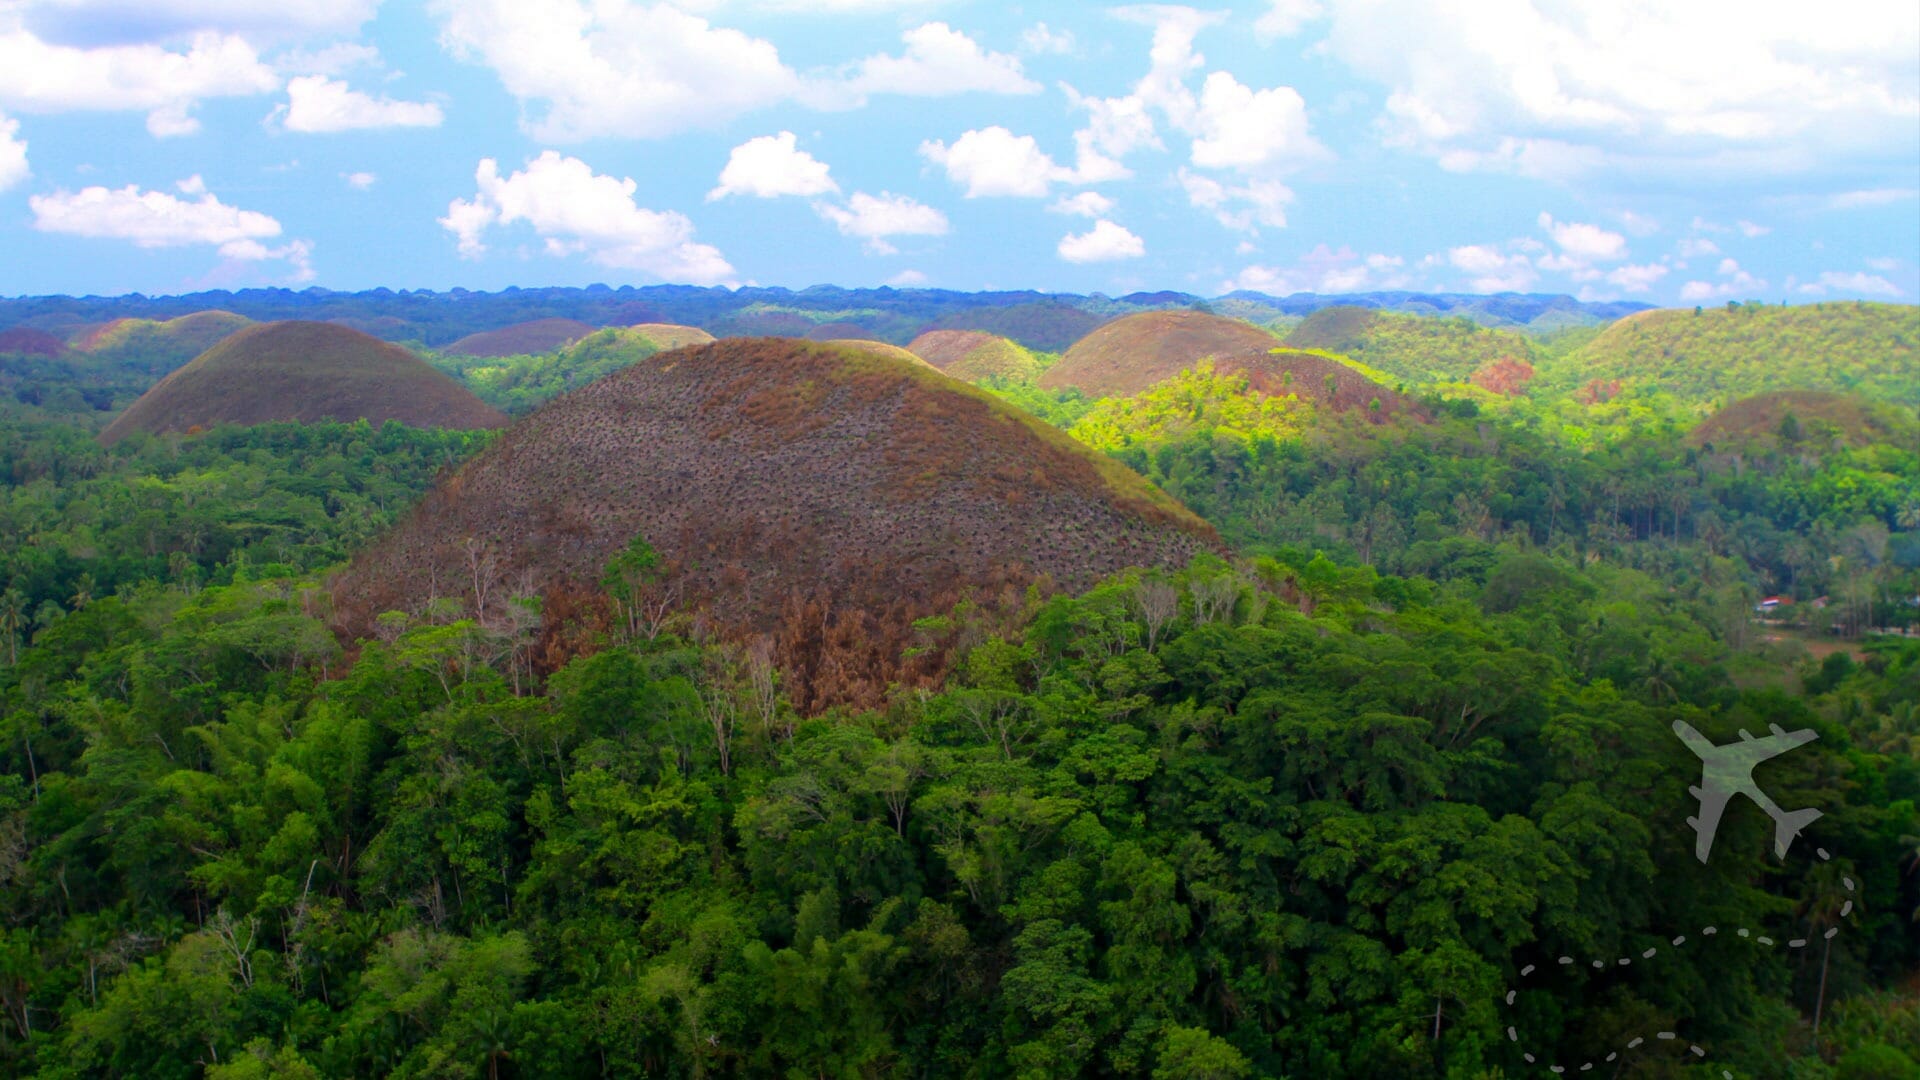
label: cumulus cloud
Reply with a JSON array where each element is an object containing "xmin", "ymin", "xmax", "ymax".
[
  {"xmin": 835, "ymin": 22, "xmax": 1038, "ymax": 102},
  {"xmin": 1318, "ymin": 0, "xmax": 1920, "ymax": 181},
  {"xmin": 1021, "ymin": 23, "xmax": 1074, "ymax": 55},
  {"xmin": 885, "ymin": 268, "xmax": 929, "ymax": 287},
  {"xmin": 708, "ymin": 131, "xmax": 837, "ymax": 200},
  {"xmin": 813, "ymin": 191, "xmax": 948, "ymax": 255},
  {"xmin": 1255, "ymin": 0, "xmax": 1325, "ymax": 41},
  {"xmin": 1678, "ymin": 257, "xmax": 1766, "ymax": 301},
  {"xmin": 1798, "ymin": 270, "xmax": 1902, "ymax": 296},
  {"xmin": 1188, "ymin": 70, "xmax": 1322, "ymax": 170},
  {"xmin": 434, "ymin": 0, "xmax": 799, "ymax": 141},
  {"xmin": 0, "ymin": 112, "xmax": 26, "ymax": 191},
  {"xmin": 0, "ymin": 26, "xmax": 278, "ymax": 136},
  {"xmin": 1057, "ymin": 219, "xmax": 1144, "ymax": 263},
  {"xmin": 1678, "ymin": 236, "xmax": 1720, "ymax": 258},
  {"xmin": 29, "ymin": 173, "xmax": 311, "ymax": 277},
  {"xmin": 1179, "ymin": 167, "xmax": 1293, "ymax": 232},
  {"xmin": 440, "ymin": 151, "xmax": 735, "ymax": 284},
  {"xmin": 276, "ymin": 76, "xmax": 442, "ymax": 133},
  {"xmin": 1050, "ymin": 191, "xmax": 1115, "ymax": 217},
  {"xmin": 1537, "ymin": 211, "xmax": 1627, "ymax": 262},
  {"xmin": 1448, "ymin": 243, "xmax": 1538, "ymax": 292},
  {"xmin": 1603, "ymin": 262, "xmax": 1669, "ymax": 292},
  {"xmin": 1225, "ymin": 244, "xmax": 1409, "ymax": 295},
  {"xmin": 919, "ymin": 126, "xmax": 1080, "ymax": 198}
]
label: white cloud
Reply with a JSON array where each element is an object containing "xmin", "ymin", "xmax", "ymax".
[
  {"xmin": 1188, "ymin": 70, "xmax": 1324, "ymax": 170},
  {"xmin": 1320, "ymin": 0, "xmax": 1920, "ymax": 181},
  {"xmin": 1179, "ymin": 167, "xmax": 1292, "ymax": 232},
  {"xmin": 1826, "ymin": 188, "xmax": 1919, "ymax": 209},
  {"xmin": 274, "ymin": 42, "xmax": 382, "ymax": 77},
  {"xmin": 15, "ymin": 1, "xmax": 381, "ymax": 47},
  {"xmin": 1256, "ymin": 0, "xmax": 1325, "ymax": 41},
  {"xmin": 1678, "ymin": 257, "xmax": 1766, "ymax": 300},
  {"xmin": 1021, "ymin": 22, "xmax": 1074, "ymax": 55},
  {"xmin": 920, "ymin": 126, "xmax": 1075, "ymax": 197},
  {"xmin": 1225, "ymin": 245, "xmax": 1408, "ymax": 294},
  {"xmin": 1049, "ymin": 191, "xmax": 1115, "ymax": 217},
  {"xmin": 0, "ymin": 27, "xmax": 278, "ymax": 135},
  {"xmin": 813, "ymin": 190, "xmax": 948, "ymax": 255},
  {"xmin": 1061, "ymin": 84, "xmax": 1159, "ymax": 182},
  {"xmin": 830, "ymin": 22, "xmax": 1038, "ymax": 105},
  {"xmin": 276, "ymin": 75, "xmax": 442, "ymax": 133},
  {"xmin": 1537, "ymin": 211, "xmax": 1627, "ymax": 261},
  {"xmin": 343, "ymin": 170, "xmax": 375, "ymax": 190},
  {"xmin": 708, "ymin": 131, "xmax": 837, "ymax": 200},
  {"xmin": 1448, "ymin": 243, "xmax": 1538, "ymax": 292},
  {"xmin": 885, "ymin": 268, "xmax": 929, "ymax": 287},
  {"xmin": 440, "ymin": 151, "xmax": 734, "ymax": 284},
  {"xmin": 433, "ymin": 0, "xmax": 799, "ymax": 141},
  {"xmin": 1616, "ymin": 209, "xmax": 1658, "ymax": 236},
  {"xmin": 1678, "ymin": 236, "xmax": 1720, "ymax": 258},
  {"xmin": 29, "ymin": 173, "xmax": 313, "ymax": 278},
  {"xmin": 1800, "ymin": 270, "xmax": 1902, "ymax": 296},
  {"xmin": 1604, "ymin": 262, "xmax": 1669, "ymax": 292},
  {"xmin": 1865, "ymin": 256, "xmax": 1901, "ymax": 271},
  {"xmin": 1737, "ymin": 219, "xmax": 1771, "ymax": 237},
  {"xmin": 1057, "ymin": 219, "xmax": 1145, "ymax": 263},
  {"xmin": 0, "ymin": 112, "xmax": 26, "ymax": 190}
]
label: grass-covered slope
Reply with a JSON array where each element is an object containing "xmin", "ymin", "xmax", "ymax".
[
  {"xmin": 335, "ymin": 337, "xmax": 1216, "ymax": 710},
  {"xmin": 445, "ymin": 318, "xmax": 597, "ymax": 358},
  {"xmin": 821, "ymin": 338, "xmax": 934, "ymax": 367},
  {"xmin": 1283, "ymin": 305, "xmax": 1538, "ymax": 386},
  {"xmin": 1548, "ymin": 302, "xmax": 1920, "ymax": 405},
  {"xmin": 1040, "ymin": 309, "xmax": 1282, "ymax": 397},
  {"xmin": 908, "ymin": 329, "xmax": 1041, "ymax": 381},
  {"xmin": 73, "ymin": 310, "xmax": 253, "ymax": 375},
  {"xmin": 923, "ymin": 300, "xmax": 1108, "ymax": 352},
  {"xmin": 1688, "ymin": 390, "xmax": 1919, "ymax": 451},
  {"xmin": 0, "ymin": 326, "xmax": 69, "ymax": 358},
  {"xmin": 440, "ymin": 325, "xmax": 718, "ymax": 413},
  {"xmin": 99, "ymin": 321, "xmax": 507, "ymax": 444}
]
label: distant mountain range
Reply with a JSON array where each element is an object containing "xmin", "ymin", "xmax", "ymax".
[{"xmin": 0, "ymin": 285, "xmax": 1654, "ymax": 352}]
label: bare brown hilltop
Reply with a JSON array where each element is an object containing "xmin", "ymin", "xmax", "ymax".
[
  {"xmin": 334, "ymin": 337, "xmax": 1218, "ymax": 712},
  {"xmin": 1041, "ymin": 309, "xmax": 1282, "ymax": 397},
  {"xmin": 446, "ymin": 318, "xmax": 597, "ymax": 357},
  {"xmin": 100, "ymin": 321, "xmax": 508, "ymax": 445},
  {"xmin": 907, "ymin": 330, "xmax": 1040, "ymax": 381}
]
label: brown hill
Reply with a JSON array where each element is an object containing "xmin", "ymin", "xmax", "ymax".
[
  {"xmin": 821, "ymin": 339, "xmax": 933, "ymax": 368},
  {"xmin": 333, "ymin": 338, "xmax": 1217, "ymax": 713},
  {"xmin": 1689, "ymin": 391, "xmax": 1918, "ymax": 451},
  {"xmin": 907, "ymin": 330, "xmax": 1039, "ymax": 382},
  {"xmin": 447, "ymin": 318, "xmax": 596, "ymax": 358},
  {"xmin": 0, "ymin": 327, "xmax": 69, "ymax": 358},
  {"xmin": 100, "ymin": 321, "xmax": 508, "ymax": 445},
  {"xmin": 925, "ymin": 300, "xmax": 1106, "ymax": 352},
  {"xmin": 1218, "ymin": 347, "xmax": 1424, "ymax": 419},
  {"xmin": 1282, "ymin": 305, "xmax": 1383, "ymax": 351},
  {"xmin": 627, "ymin": 323, "xmax": 715, "ymax": 350},
  {"xmin": 1040, "ymin": 310, "xmax": 1283, "ymax": 397}
]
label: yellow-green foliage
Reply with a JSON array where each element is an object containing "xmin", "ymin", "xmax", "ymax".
[
  {"xmin": 1542, "ymin": 301, "xmax": 1920, "ymax": 406},
  {"xmin": 1069, "ymin": 359, "xmax": 1311, "ymax": 451},
  {"xmin": 1284, "ymin": 308, "xmax": 1536, "ymax": 386}
]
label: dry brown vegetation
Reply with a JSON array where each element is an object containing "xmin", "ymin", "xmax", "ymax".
[
  {"xmin": 333, "ymin": 337, "xmax": 1218, "ymax": 713},
  {"xmin": 907, "ymin": 330, "xmax": 1040, "ymax": 381},
  {"xmin": 446, "ymin": 318, "xmax": 597, "ymax": 357},
  {"xmin": 1688, "ymin": 390, "xmax": 1918, "ymax": 450},
  {"xmin": 1040, "ymin": 309, "xmax": 1283, "ymax": 397},
  {"xmin": 924, "ymin": 301, "xmax": 1107, "ymax": 352},
  {"xmin": 99, "ymin": 321, "xmax": 508, "ymax": 445},
  {"xmin": 0, "ymin": 327, "xmax": 69, "ymax": 357}
]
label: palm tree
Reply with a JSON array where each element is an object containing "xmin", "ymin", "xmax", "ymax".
[{"xmin": 0, "ymin": 588, "xmax": 24, "ymax": 666}]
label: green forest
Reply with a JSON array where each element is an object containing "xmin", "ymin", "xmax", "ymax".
[{"xmin": 1, "ymin": 300, "xmax": 1918, "ymax": 1079}]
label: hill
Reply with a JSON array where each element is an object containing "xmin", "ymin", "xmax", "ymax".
[
  {"xmin": 1283, "ymin": 306, "xmax": 1538, "ymax": 386},
  {"xmin": 0, "ymin": 326, "xmax": 69, "ymax": 357},
  {"xmin": 440, "ymin": 325, "xmax": 718, "ymax": 414},
  {"xmin": 907, "ymin": 330, "xmax": 1041, "ymax": 381},
  {"xmin": 334, "ymin": 337, "xmax": 1217, "ymax": 712},
  {"xmin": 924, "ymin": 300, "xmax": 1107, "ymax": 352},
  {"xmin": 73, "ymin": 310, "xmax": 252, "ymax": 375},
  {"xmin": 99, "ymin": 321, "xmax": 508, "ymax": 445},
  {"xmin": 820, "ymin": 339, "xmax": 932, "ymax": 367},
  {"xmin": 1548, "ymin": 302, "xmax": 1920, "ymax": 405},
  {"xmin": 1040, "ymin": 309, "xmax": 1282, "ymax": 397},
  {"xmin": 1689, "ymin": 390, "xmax": 1919, "ymax": 451},
  {"xmin": 626, "ymin": 323, "xmax": 715, "ymax": 350},
  {"xmin": 446, "ymin": 318, "xmax": 597, "ymax": 357}
]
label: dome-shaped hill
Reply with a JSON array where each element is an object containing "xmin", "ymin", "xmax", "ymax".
[
  {"xmin": 1040, "ymin": 310, "xmax": 1285, "ymax": 397},
  {"xmin": 100, "ymin": 321, "xmax": 508, "ymax": 445},
  {"xmin": 75, "ymin": 310, "xmax": 252, "ymax": 375},
  {"xmin": 925, "ymin": 301, "xmax": 1105, "ymax": 352},
  {"xmin": 1690, "ymin": 391, "xmax": 1917, "ymax": 451},
  {"xmin": 333, "ymin": 337, "xmax": 1217, "ymax": 713},
  {"xmin": 447, "ymin": 318, "xmax": 597, "ymax": 357},
  {"xmin": 626, "ymin": 323, "xmax": 715, "ymax": 350},
  {"xmin": 0, "ymin": 326, "xmax": 70, "ymax": 358},
  {"xmin": 908, "ymin": 330, "xmax": 1040, "ymax": 382},
  {"xmin": 1282, "ymin": 305, "xmax": 1383, "ymax": 352},
  {"xmin": 821, "ymin": 339, "xmax": 934, "ymax": 368},
  {"xmin": 1283, "ymin": 305, "xmax": 1536, "ymax": 386},
  {"xmin": 1219, "ymin": 347, "xmax": 1424, "ymax": 419}
]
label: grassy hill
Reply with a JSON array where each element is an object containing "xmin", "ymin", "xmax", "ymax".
[
  {"xmin": 334, "ymin": 337, "xmax": 1216, "ymax": 712},
  {"xmin": 908, "ymin": 330, "xmax": 1042, "ymax": 381},
  {"xmin": 923, "ymin": 300, "xmax": 1108, "ymax": 352},
  {"xmin": 1040, "ymin": 310, "xmax": 1281, "ymax": 397},
  {"xmin": 446, "ymin": 318, "xmax": 597, "ymax": 358},
  {"xmin": 100, "ymin": 321, "xmax": 507, "ymax": 445},
  {"xmin": 439, "ymin": 325, "xmax": 716, "ymax": 413},
  {"xmin": 0, "ymin": 326, "xmax": 70, "ymax": 358},
  {"xmin": 821, "ymin": 339, "xmax": 933, "ymax": 367},
  {"xmin": 73, "ymin": 310, "xmax": 252, "ymax": 375},
  {"xmin": 1545, "ymin": 302, "xmax": 1920, "ymax": 406},
  {"xmin": 1688, "ymin": 390, "xmax": 1919, "ymax": 451},
  {"xmin": 1283, "ymin": 305, "xmax": 1538, "ymax": 386}
]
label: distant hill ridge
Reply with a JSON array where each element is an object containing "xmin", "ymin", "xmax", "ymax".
[
  {"xmin": 446, "ymin": 318, "xmax": 596, "ymax": 357},
  {"xmin": 334, "ymin": 337, "xmax": 1216, "ymax": 712},
  {"xmin": 100, "ymin": 320, "xmax": 507, "ymax": 444},
  {"xmin": 907, "ymin": 330, "xmax": 1041, "ymax": 381},
  {"xmin": 1284, "ymin": 305, "xmax": 1538, "ymax": 385}
]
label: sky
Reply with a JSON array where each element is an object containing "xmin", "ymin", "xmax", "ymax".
[{"xmin": 0, "ymin": 0, "xmax": 1915, "ymax": 305}]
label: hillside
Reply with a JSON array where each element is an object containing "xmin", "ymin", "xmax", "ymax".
[
  {"xmin": 445, "ymin": 318, "xmax": 596, "ymax": 357},
  {"xmin": 99, "ymin": 321, "xmax": 508, "ymax": 444},
  {"xmin": 1689, "ymin": 390, "xmax": 1919, "ymax": 451},
  {"xmin": 1283, "ymin": 305, "xmax": 1538, "ymax": 386},
  {"xmin": 1548, "ymin": 302, "xmax": 1920, "ymax": 405},
  {"xmin": 626, "ymin": 323, "xmax": 716, "ymax": 350},
  {"xmin": 0, "ymin": 326, "xmax": 69, "ymax": 357},
  {"xmin": 820, "ymin": 338, "xmax": 932, "ymax": 367},
  {"xmin": 334, "ymin": 337, "xmax": 1216, "ymax": 711},
  {"xmin": 907, "ymin": 329, "xmax": 1041, "ymax": 381},
  {"xmin": 1039, "ymin": 309, "xmax": 1282, "ymax": 397},
  {"xmin": 440, "ymin": 325, "xmax": 717, "ymax": 413},
  {"xmin": 924, "ymin": 300, "xmax": 1107, "ymax": 352},
  {"xmin": 72, "ymin": 310, "xmax": 252, "ymax": 375}
]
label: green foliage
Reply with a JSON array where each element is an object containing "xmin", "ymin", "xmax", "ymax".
[{"xmin": 1068, "ymin": 359, "xmax": 1311, "ymax": 452}]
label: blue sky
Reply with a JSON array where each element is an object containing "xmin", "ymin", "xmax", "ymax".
[{"xmin": 0, "ymin": 1, "xmax": 1915, "ymax": 305}]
